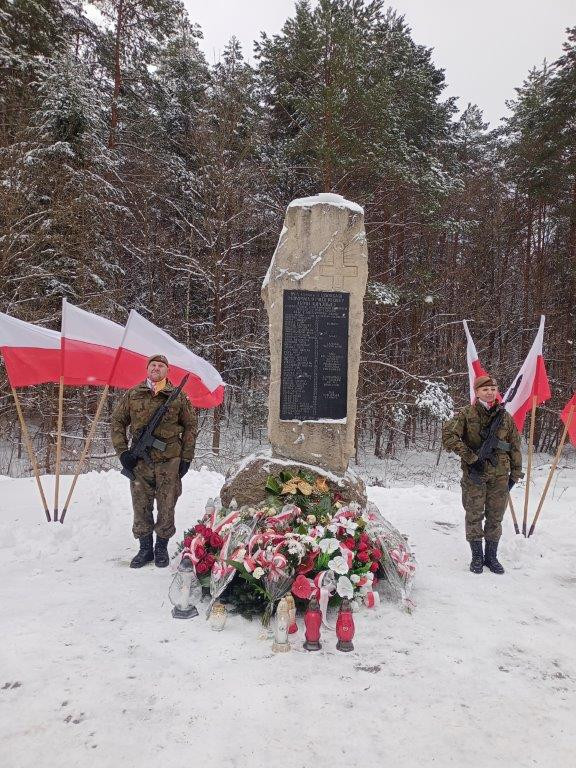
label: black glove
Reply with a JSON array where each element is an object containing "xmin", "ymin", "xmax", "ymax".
[
  {"xmin": 120, "ymin": 451, "xmax": 138, "ymax": 472},
  {"xmin": 508, "ymin": 477, "xmax": 516, "ymax": 491},
  {"xmin": 178, "ymin": 460, "xmax": 191, "ymax": 479},
  {"xmin": 469, "ymin": 459, "xmax": 485, "ymax": 474}
]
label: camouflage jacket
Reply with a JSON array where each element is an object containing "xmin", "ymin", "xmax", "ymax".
[
  {"xmin": 442, "ymin": 403, "xmax": 523, "ymax": 481},
  {"xmin": 111, "ymin": 380, "xmax": 197, "ymax": 462}
]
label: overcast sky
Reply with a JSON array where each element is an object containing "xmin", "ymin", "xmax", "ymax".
[{"xmin": 183, "ymin": 0, "xmax": 574, "ymax": 127}]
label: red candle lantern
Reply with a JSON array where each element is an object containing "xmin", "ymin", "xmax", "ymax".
[
  {"xmin": 303, "ymin": 596, "xmax": 322, "ymax": 651},
  {"xmin": 336, "ymin": 598, "xmax": 355, "ymax": 652}
]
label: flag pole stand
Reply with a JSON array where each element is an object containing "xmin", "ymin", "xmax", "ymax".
[
  {"xmin": 522, "ymin": 395, "xmax": 538, "ymax": 537},
  {"xmin": 507, "ymin": 493, "xmax": 520, "ymax": 535},
  {"xmin": 11, "ymin": 386, "xmax": 51, "ymax": 522},
  {"xmin": 60, "ymin": 386, "xmax": 109, "ymax": 524},
  {"xmin": 528, "ymin": 405, "xmax": 574, "ymax": 537},
  {"xmin": 53, "ymin": 376, "xmax": 64, "ymax": 522}
]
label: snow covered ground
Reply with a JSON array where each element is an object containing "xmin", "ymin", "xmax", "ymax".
[{"xmin": 1, "ymin": 461, "xmax": 575, "ymax": 768}]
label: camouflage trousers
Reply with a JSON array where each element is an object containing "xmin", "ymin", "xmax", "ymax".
[
  {"xmin": 130, "ymin": 457, "xmax": 182, "ymax": 540},
  {"xmin": 461, "ymin": 471, "xmax": 509, "ymax": 542}
]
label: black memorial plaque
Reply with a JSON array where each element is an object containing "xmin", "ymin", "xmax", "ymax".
[{"xmin": 280, "ymin": 290, "xmax": 349, "ymax": 421}]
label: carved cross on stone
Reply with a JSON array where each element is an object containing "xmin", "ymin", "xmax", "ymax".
[{"xmin": 319, "ymin": 243, "xmax": 359, "ymax": 291}]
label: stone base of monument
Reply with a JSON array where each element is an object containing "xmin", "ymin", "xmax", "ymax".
[{"xmin": 219, "ymin": 448, "xmax": 367, "ymax": 509}]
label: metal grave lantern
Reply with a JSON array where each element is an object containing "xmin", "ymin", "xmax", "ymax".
[{"xmin": 169, "ymin": 555, "xmax": 202, "ymax": 619}]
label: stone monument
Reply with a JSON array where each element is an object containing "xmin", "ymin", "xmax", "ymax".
[{"xmin": 220, "ymin": 193, "xmax": 368, "ymax": 507}]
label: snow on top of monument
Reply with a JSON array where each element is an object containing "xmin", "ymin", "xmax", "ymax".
[
  {"xmin": 224, "ymin": 447, "xmax": 359, "ymax": 488},
  {"xmin": 288, "ymin": 193, "xmax": 364, "ymax": 214}
]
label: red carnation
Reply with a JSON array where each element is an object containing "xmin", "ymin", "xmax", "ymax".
[
  {"xmin": 358, "ymin": 539, "xmax": 369, "ymax": 552},
  {"xmin": 370, "ymin": 561, "xmax": 379, "ymax": 572},
  {"xmin": 343, "ymin": 538, "xmax": 356, "ymax": 550},
  {"xmin": 357, "ymin": 550, "xmax": 370, "ymax": 563},
  {"xmin": 209, "ymin": 533, "xmax": 223, "ymax": 549},
  {"xmin": 195, "ymin": 560, "xmax": 209, "ymax": 575},
  {"xmin": 183, "ymin": 536, "xmax": 193, "ymax": 549},
  {"xmin": 371, "ymin": 549, "xmax": 383, "ymax": 560}
]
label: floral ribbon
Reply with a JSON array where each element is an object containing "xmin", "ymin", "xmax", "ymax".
[{"xmin": 390, "ymin": 548, "xmax": 416, "ymax": 579}]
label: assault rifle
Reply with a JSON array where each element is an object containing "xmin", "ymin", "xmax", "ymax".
[
  {"xmin": 121, "ymin": 373, "xmax": 190, "ymax": 481},
  {"xmin": 468, "ymin": 374, "xmax": 523, "ymax": 486}
]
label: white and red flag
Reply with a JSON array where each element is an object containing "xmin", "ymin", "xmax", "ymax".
[
  {"xmin": 0, "ymin": 312, "xmax": 61, "ymax": 386},
  {"xmin": 108, "ymin": 310, "xmax": 225, "ymax": 408},
  {"xmin": 463, "ymin": 320, "xmax": 489, "ymax": 403},
  {"xmin": 504, "ymin": 315, "xmax": 551, "ymax": 431},
  {"xmin": 560, "ymin": 393, "xmax": 576, "ymax": 447},
  {"xmin": 61, "ymin": 299, "xmax": 125, "ymax": 386}
]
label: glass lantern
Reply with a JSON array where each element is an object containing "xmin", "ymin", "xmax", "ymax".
[
  {"xmin": 209, "ymin": 602, "xmax": 228, "ymax": 631},
  {"xmin": 169, "ymin": 556, "xmax": 202, "ymax": 619},
  {"xmin": 272, "ymin": 597, "xmax": 291, "ymax": 653}
]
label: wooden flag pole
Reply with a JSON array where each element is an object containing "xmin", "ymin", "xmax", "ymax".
[
  {"xmin": 528, "ymin": 405, "xmax": 574, "ymax": 537},
  {"xmin": 522, "ymin": 394, "xmax": 538, "ymax": 537},
  {"xmin": 59, "ymin": 386, "xmax": 109, "ymax": 524},
  {"xmin": 53, "ymin": 375, "xmax": 65, "ymax": 523},
  {"xmin": 508, "ymin": 493, "xmax": 520, "ymax": 535},
  {"xmin": 11, "ymin": 386, "xmax": 51, "ymax": 522}
]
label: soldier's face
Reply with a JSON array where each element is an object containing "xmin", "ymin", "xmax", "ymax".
[
  {"xmin": 476, "ymin": 384, "xmax": 497, "ymax": 404},
  {"xmin": 147, "ymin": 361, "xmax": 168, "ymax": 381}
]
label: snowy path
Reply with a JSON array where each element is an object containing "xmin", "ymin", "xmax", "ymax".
[{"xmin": 1, "ymin": 466, "xmax": 575, "ymax": 768}]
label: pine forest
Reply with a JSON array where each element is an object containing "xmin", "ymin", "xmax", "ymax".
[{"xmin": 1, "ymin": 0, "xmax": 575, "ymax": 475}]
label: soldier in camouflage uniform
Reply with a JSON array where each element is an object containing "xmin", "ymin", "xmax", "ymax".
[
  {"xmin": 442, "ymin": 374, "xmax": 523, "ymax": 574},
  {"xmin": 111, "ymin": 354, "xmax": 197, "ymax": 568}
]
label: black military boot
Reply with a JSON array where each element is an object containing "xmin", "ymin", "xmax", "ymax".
[
  {"xmin": 469, "ymin": 540, "xmax": 484, "ymax": 574},
  {"xmin": 130, "ymin": 534, "xmax": 154, "ymax": 568},
  {"xmin": 154, "ymin": 536, "xmax": 170, "ymax": 568},
  {"xmin": 484, "ymin": 540, "xmax": 505, "ymax": 574}
]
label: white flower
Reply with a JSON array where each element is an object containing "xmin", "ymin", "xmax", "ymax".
[
  {"xmin": 252, "ymin": 567, "xmax": 264, "ymax": 579},
  {"xmin": 336, "ymin": 576, "xmax": 354, "ymax": 599},
  {"xmin": 350, "ymin": 574, "xmax": 361, "ymax": 584},
  {"xmin": 319, "ymin": 538, "xmax": 340, "ymax": 555},
  {"xmin": 328, "ymin": 555, "xmax": 349, "ymax": 575},
  {"xmin": 342, "ymin": 519, "xmax": 358, "ymax": 536},
  {"xmin": 306, "ymin": 514, "xmax": 317, "ymax": 524},
  {"xmin": 287, "ymin": 540, "xmax": 305, "ymax": 557}
]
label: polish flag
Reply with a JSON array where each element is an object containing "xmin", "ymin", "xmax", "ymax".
[
  {"xmin": 0, "ymin": 312, "xmax": 61, "ymax": 386},
  {"xmin": 108, "ymin": 310, "xmax": 225, "ymax": 408},
  {"xmin": 61, "ymin": 299, "xmax": 125, "ymax": 386},
  {"xmin": 463, "ymin": 320, "xmax": 488, "ymax": 403},
  {"xmin": 504, "ymin": 315, "xmax": 551, "ymax": 431},
  {"xmin": 560, "ymin": 393, "xmax": 576, "ymax": 447}
]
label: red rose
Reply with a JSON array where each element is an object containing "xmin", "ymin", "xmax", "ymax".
[
  {"xmin": 209, "ymin": 533, "xmax": 223, "ymax": 549},
  {"xmin": 357, "ymin": 550, "xmax": 370, "ymax": 563},
  {"xmin": 196, "ymin": 560, "xmax": 209, "ymax": 575},
  {"xmin": 370, "ymin": 561, "xmax": 379, "ymax": 572},
  {"xmin": 204, "ymin": 528, "xmax": 214, "ymax": 539},
  {"xmin": 371, "ymin": 549, "xmax": 382, "ymax": 560},
  {"xmin": 194, "ymin": 524, "xmax": 206, "ymax": 536},
  {"xmin": 204, "ymin": 554, "xmax": 216, "ymax": 568},
  {"xmin": 183, "ymin": 536, "xmax": 193, "ymax": 549},
  {"xmin": 196, "ymin": 544, "xmax": 206, "ymax": 560}
]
